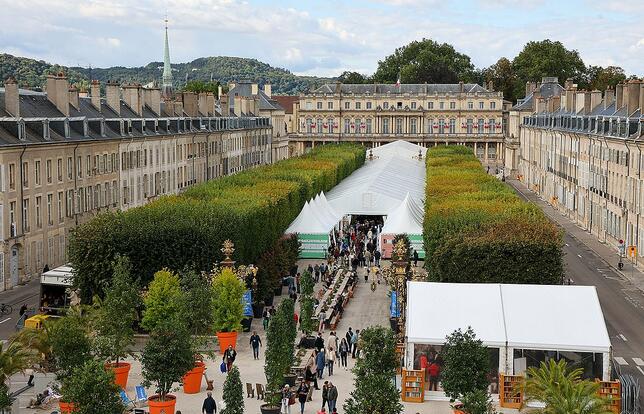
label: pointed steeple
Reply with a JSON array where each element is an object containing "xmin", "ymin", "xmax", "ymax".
[{"xmin": 162, "ymin": 17, "xmax": 173, "ymax": 99}]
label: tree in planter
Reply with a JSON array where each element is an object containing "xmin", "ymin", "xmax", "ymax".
[
  {"xmin": 299, "ymin": 271, "xmax": 316, "ymax": 336},
  {"xmin": 459, "ymin": 389, "xmax": 496, "ymax": 414},
  {"xmin": 60, "ymin": 359, "xmax": 124, "ymax": 414},
  {"xmin": 221, "ymin": 365, "xmax": 244, "ymax": 414},
  {"xmin": 279, "ymin": 298, "xmax": 297, "ymax": 369},
  {"xmin": 441, "ymin": 327, "xmax": 490, "ymax": 402},
  {"xmin": 141, "ymin": 316, "xmax": 195, "ymax": 402},
  {"xmin": 264, "ymin": 299, "xmax": 292, "ymax": 408},
  {"xmin": 141, "ymin": 269, "xmax": 183, "ymax": 332},
  {"xmin": 94, "ymin": 256, "xmax": 141, "ymax": 366},
  {"xmin": 344, "ymin": 326, "xmax": 402, "ymax": 414},
  {"xmin": 49, "ymin": 314, "xmax": 93, "ymax": 384},
  {"xmin": 212, "ymin": 268, "xmax": 245, "ymax": 333},
  {"xmin": 180, "ymin": 269, "xmax": 215, "ymax": 337},
  {"xmin": 0, "ymin": 338, "xmax": 36, "ymax": 410},
  {"xmin": 13, "ymin": 322, "xmax": 55, "ymax": 372}
]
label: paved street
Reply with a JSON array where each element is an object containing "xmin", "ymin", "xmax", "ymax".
[
  {"xmin": 0, "ymin": 277, "xmax": 40, "ymax": 339},
  {"xmin": 507, "ymin": 179, "xmax": 644, "ymax": 404}
]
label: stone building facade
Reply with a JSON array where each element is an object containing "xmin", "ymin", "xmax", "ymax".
[
  {"xmin": 0, "ymin": 75, "xmax": 271, "ymax": 290},
  {"xmin": 292, "ymin": 82, "xmax": 505, "ymax": 163}
]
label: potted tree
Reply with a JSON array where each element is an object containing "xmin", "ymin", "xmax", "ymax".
[
  {"xmin": 179, "ymin": 269, "xmax": 214, "ymax": 394},
  {"xmin": 49, "ymin": 314, "xmax": 93, "ymax": 414},
  {"xmin": 440, "ymin": 327, "xmax": 490, "ymax": 413},
  {"xmin": 141, "ymin": 316, "xmax": 194, "ymax": 414},
  {"xmin": 298, "ymin": 271, "xmax": 317, "ymax": 349},
  {"xmin": 221, "ymin": 365, "xmax": 244, "ymax": 414},
  {"xmin": 262, "ymin": 300, "xmax": 288, "ymax": 414},
  {"xmin": 141, "ymin": 270, "xmax": 183, "ymax": 333},
  {"xmin": 94, "ymin": 256, "xmax": 141, "ymax": 389},
  {"xmin": 60, "ymin": 359, "xmax": 125, "ymax": 414},
  {"xmin": 280, "ymin": 298, "xmax": 298, "ymax": 386},
  {"xmin": 0, "ymin": 337, "xmax": 37, "ymax": 411},
  {"xmin": 212, "ymin": 268, "xmax": 245, "ymax": 354}
]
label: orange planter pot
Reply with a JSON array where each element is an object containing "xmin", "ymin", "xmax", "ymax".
[
  {"xmin": 148, "ymin": 394, "xmax": 176, "ymax": 414},
  {"xmin": 182, "ymin": 361, "xmax": 206, "ymax": 394},
  {"xmin": 216, "ymin": 331, "xmax": 238, "ymax": 354},
  {"xmin": 59, "ymin": 402, "xmax": 76, "ymax": 413},
  {"xmin": 105, "ymin": 362, "xmax": 131, "ymax": 389}
]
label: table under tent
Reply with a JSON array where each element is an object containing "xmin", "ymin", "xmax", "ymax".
[
  {"xmin": 380, "ymin": 193, "xmax": 425, "ymax": 258},
  {"xmin": 404, "ymin": 281, "xmax": 612, "ymax": 400}
]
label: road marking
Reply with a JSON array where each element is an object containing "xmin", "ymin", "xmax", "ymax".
[
  {"xmin": 0, "ymin": 318, "xmax": 11, "ymax": 325},
  {"xmin": 638, "ymin": 366, "xmax": 644, "ymax": 376},
  {"xmin": 615, "ymin": 357, "xmax": 629, "ymax": 365},
  {"xmin": 577, "ymin": 254, "xmax": 582, "ymax": 258},
  {"xmin": 615, "ymin": 357, "xmax": 630, "ymax": 366},
  {"xmin": 619, "ymin": 334, "xmax": 628, "ymax": 342},
  {"xmin": 633, "ymin": 358, "xmax": 644, "ymax": 366}
]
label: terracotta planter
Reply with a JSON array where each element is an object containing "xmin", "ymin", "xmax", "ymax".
[
  {"xmin": 260, "ymin": 404, "xmax": 282, "ymax": 414},
  {"xmin": 182, "ymin": 361, "xmax": 206, "ymax": 394},
  {"xmin": 59, "ymin": 402, "xmax": 76, "ymax": 413},
  {"xmin": 105, "ymin": 362, "xmax": 131, "ymax": 389},
  {"xmin": 148, "ymin": 394, "xmax": 176, "ymax": 414},
  {"xmin": 216, "ymin": 331, "xmax": 238, "ymax": 354}
]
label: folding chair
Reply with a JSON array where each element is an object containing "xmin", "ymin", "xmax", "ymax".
[
  {"xmin": 246, "ymin": 382, "xmax": 255, "ymax": 398},
  {"xmin": 135, "ymin": 385, "xmax": 148, "ymax": 405},
  {"xmin": 120, "ymin": 390, "xmax": 136, "ymax": 409},
  {"xmin": 255, "ymin": 383, "xmax": 265, "ymax": 400}
]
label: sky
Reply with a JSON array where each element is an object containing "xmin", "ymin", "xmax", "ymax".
[{"xmin": 0, "ymin": 0, "xmax": 643, "ymax": 78}]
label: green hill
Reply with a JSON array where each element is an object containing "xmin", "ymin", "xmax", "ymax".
[{"xmin": 0, "ymin": 53, "xmax": 332, "ymax": 94}]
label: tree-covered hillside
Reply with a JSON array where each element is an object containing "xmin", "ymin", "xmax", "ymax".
[{"xmin": 0, "ymin": 54, "xmax": 332, "ymax": 94}]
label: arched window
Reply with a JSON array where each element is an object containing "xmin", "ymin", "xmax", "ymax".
[
  {"xmin": 477, "ymin": 118, "xmax": 484, "ymax": 133},
  {"xmin": 366, "ymin": 118, "xmax": 372, "ymax": 134},
  {"xmin": 449, "ymin": 119, "xmax": 456, "ymax": 134},
  {"xmin": 306, "ymin": 118, "xmax": 312, "ymax": 134},
  {"xmin": 467, "ymin": 118, "xmax": 473, "ymax": 134},
  {"xmin": 438, "ymin": 118, "xmax": 445, "ymax": 134},
  {"xmin": 317, "ymin": 118, "xmax": 323, "ymax": 133}
]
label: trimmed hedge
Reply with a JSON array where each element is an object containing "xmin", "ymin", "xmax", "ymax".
[
  {"xmin": 423, "ymin": 146, "xmax": 563, "ymax": 284},
  {"xmin": 69, "ymin": 144, "xmax": 365, "ymax": 301}
]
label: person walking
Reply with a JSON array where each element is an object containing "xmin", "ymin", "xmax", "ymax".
[
  {"xmin": 321, "ymin": 381, "xmax": 329, "ymax": 411},
  {"xmin": 316, "ymin": 347, "xmax": 326, "ymax": 379},
  {"xmin": 318, "ymin": 308, "xmax": 327, "ymax": 333},
  {"xmin": 315, "ymin": 332, "xmax": 325, "ymax": 351},
  {"xmin": 263, "ymin": 308, "xmax": 270, "ymax": 330},
  {"xmin": 306, "ymin": 352, "xmax": 320, "ymax": 390},
  {"xmin": 327, "ymin": 382, "xmax": 338, "ymax": 413},
  {"xmin": 413, "ymin": 249, "xmax": 419, "ymax": 267},
  {"xmin": 351, "ymin": 329, "xmax": 359, "ymax": 358},
  {"xmin": 281, "ymin": 384, "xmax": 292, "ymax": 414},
  {"xmin": 202, "ymin": 391, "xmax": 217, "ymax": 414},
  {"xmin": 428, "ymin": 360, "xmax": 441, "ymax": 391},
  {"xmin": 223, "ymin": 345, "xmax": 237, "ymax": 372},
  {"xmin": 250, "ymin": 331, "xmax": 262, "ymax": 360},
  {"xmin": 326, "ymin": 344, "xmax": 335, "ymax": 376},
  {"xmin": 374, "ymin": 249, "xmax": 381, "ymax": 266},
  {"xmin": 345, "ymin": 328, "xmax": 353, "ymax": 355},
  {"xmin": 296, "ymin": 381, "xmax": 310, "ymax": 414},
  {"xmin": 314, "ymin": 264, "xmax": 320, "ymax": 283},
  {"xmin": 339, "ymin": 338, "xmax": 348, "ymax": 369},
  {"xmin": 328, "ymin": 331, "xmax": 338, "ymax": 354}
]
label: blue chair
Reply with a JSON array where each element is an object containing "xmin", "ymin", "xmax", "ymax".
[
  {"xmin": 119, "ymin": 390, "xmax": 136, "ymax": 408},
  {"xmin": 135, "ymin": 385, "xmax": 148, "ymax": 403}
]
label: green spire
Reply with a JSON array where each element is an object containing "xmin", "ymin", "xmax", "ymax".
[{"xmin": 162, "ymin": 17, "xmax": 173, "ymax": 98}]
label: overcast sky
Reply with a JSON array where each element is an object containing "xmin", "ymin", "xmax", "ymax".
[{"xmin": 0, "ymin": 0, "xmax": 642, "ymax": 77}]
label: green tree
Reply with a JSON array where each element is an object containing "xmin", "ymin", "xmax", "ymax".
[
  {"xmin": 212, "ymin": 268, "xmax": 246, "ymax": 333},
  {"xmin": 183, "ymin": 80, "xmax": 220, "ymax": 93},
  {"xmin": 583, "ymin": 65, "xmax": 626, "ymax": 91},
  {"xmin": 60, "ymin": 360, "xmax": 124, "ymax": 414},
  {"xmin": 278, "ymin": 298, "xmax": 296, "ymax": 370},
  {"xmin": 440, "ymin": 327, "xmax": 489, "ymax": 401},
  {"xmin": 483, "ymin": 57, "xmax": 518, "ymax": 103},
  {"xmin": 344, "ymin": 326, "xmax": 402, "ymax": 414},
  {"xmin": 373, "ymin": 38, "xmax": 475, "ymax": 84},
  {"xmin": 525, "ymin": 360, "xmax": 612, "ymax": 414},
  {"xmin": 141, "ymin": 269, "xmax": 183, "ymax": 332},
  {"xmin": 299, "ymin": 271, "xmax": 316, "ymax": 335},
  {"xmin": 141, "ymin": 317, "xmax": 195, "ymax": 401},
  {"xmin": 221, "ymin": 365, "xmax": 244, "ymax": 414},
  {"xmin": 0, "ymin": 338, "xmax": 36, "ymax": 408},
  {"xmin": 460, "ymin": 389, "xmax": 496, "ymax": 414},
  {"xmin": 50, "ymin": 315, "xmax": 93, "ymax": 384},
  {"xmin": 264, "ymin": 298, "xmax": 296, "ymax": 407},
  {"xmin": 180, "ymin": 269, "xmax": 215, "ymax": 336},
  {"xmin": 13, "ymin": 323, "xmax": 55, "ymax": 372},
  {"xmin": 512, "ymin": 39, "xmax": 586, "ymax": 98},
  {"xmin": 94, "ymin": 256, "xmax": 141, "ymax": 365},
  {"xmin": 338, "ymin": 71, "xmax": 369, "ymax": 84}
]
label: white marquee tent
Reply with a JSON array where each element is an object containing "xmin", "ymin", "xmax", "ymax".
[
  {"xmin": 285, "ymin": 200, "xmax": 335, "ymax": 258},
  {"xmin": 405, "ymin": 281, "xmax": 612, "ymax": 382},
  {"xmin": 380, "ymin": 193, "xmax": 425, "ymax": 258}
]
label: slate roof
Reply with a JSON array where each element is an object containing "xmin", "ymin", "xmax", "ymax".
[
  {"xmin": 312, "ymin": 83, "xmax": 490, "ymax": 95},
  {"xmin": 228, "ymin": 82, "xmax": 285, "ymax": 112},
  {"xmin": 512, "ymin": 81, "xmax": 565, "ymax": 111}
]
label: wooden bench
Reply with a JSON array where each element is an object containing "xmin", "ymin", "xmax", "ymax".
[
  {"xmin": 246, "ymin": 383, "xmax": 255, "ymax": 398},
  {"xmin": 329, "ymin": 313, "xmax": 341, "ymax": 330},
  {"xmin": 256, "ymin": 383, "xmax": 266, "ymax": 400}
]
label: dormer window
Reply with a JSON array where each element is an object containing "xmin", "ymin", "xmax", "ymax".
[
  {"xmin": 18, "ymin": 121, "xmax": 26, "ymax": 141},
  {"xmin": 42, "ymin": 120, "xmax": 51, "ymax": 141},
  {"xmin": 64, "ymin": 120, "xmax": 70, "ymax": 138}
]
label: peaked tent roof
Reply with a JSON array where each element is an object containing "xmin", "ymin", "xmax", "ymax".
[
  {"xmin": 381, "ymin": 193, "xmax": 424, "ymax": 235},
  {"xmin": 285, "ymin": 201, "xmax": 332, "ymax": 234}
]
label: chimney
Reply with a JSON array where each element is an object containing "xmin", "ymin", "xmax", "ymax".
[
  {"xmin": 583, "ymin": 91, "xmax": 592, "ymax": 115},
  {"xmin": 525, "ymin": 81, "xmax": 536, "ymax": 97},
  {"xmin": 487, "ymin": 80, "xmax": 494, "ymax": 92},
  {"xmin": 106, "ymin": 81, "xmax": 121, "ymax": 115},
  {"xmin": 233, "ymin": 96, "xmax": 243, "ymax": 116},
  {"xmin": 55, "ymin": 73, "xmax": 70, "ymax": 116},
  {"xmin": 173, "ymin": 101, "xmax": 184, "ymax": 116},
  {"xmin": 459, "ymin": 81, "xmax": 464, "ymax": 93},
  {"xmin": 182, "ymin": 92, "xmax": 198, "ymax": 117},
  {"xmin": 604, "ymin": 87, "xmax": 614, "ymax": 109},
  {"xmin": 142, "ymin": 87, "xmax": 161, "ymax": 116},
  {"xmin": 3, "ymin": 77, "xmax": 19, "ymax": 117},
  {"xmin": 626, "ymin": 79, "xmax": 640, "ymax": 116},
  {"xmin": 229, "ymin": 82, "xmax": 236, "ymax": 91},
  {"xmin": 549, "ymin": 95, "xmax": 561, "ymax": 112},
  {"xmin": 220, "ymin": 94, "xmax": 229, "ymax": 116},
  {"xmin": 575, "ymin": 91, "xmax": 585, "ymax": 113},
  {"xmin": 590, "ymin": 90, "xmax": 602, "ymax": 111},
  {"xmin": 197, "ymin": 92, "xmax": 208, "ymax": 116},
  {"xmin": 615, "ymin": 83, "xmax": 624, "ymax": 109},
  {"xmin": 251, "ymin": 83, "xmax": 259, "ymax": 95},
  {"xmin": 564, "ymin": 78, "xmax": 574, "ymax": 89},
  {"xmin": 122, "ymin": 83, "xmax": 143, "ymax": 116},
  {"xmin": 263, "ymin": 83, "xmax": 272, "ymax": 97},
  {"xmin": 90, "ymin": 80, "xmax": 101, "ymax": 111},
  {"xmin": 206, "ymin": 92, "xmax": 215, "ymax": 116},
  {"xmin": 46, "ymin": 74, "xmax": 58, "ymax": 110},
  {"xmin": 68, "ymin": 86, "xmax": 79, "ymax": 110},
  {"xmin": 218, "ymin": 85, "xmax": 223, "ymax": 100},
  {"xmin": 564, "ymin": 89, "xmax": 576, "ymax": 112}
]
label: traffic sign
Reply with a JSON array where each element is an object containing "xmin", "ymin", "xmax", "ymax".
[{"xmin": 628, "ymin": 245, "xmax": 637, "ymax": 258}]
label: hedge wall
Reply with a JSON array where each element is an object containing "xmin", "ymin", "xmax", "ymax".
[
  {"xmin": 423, "ymin": 146, "xmax": 564, "ymax": 284},
  {"xmin": 69, "ymin": 144, "xmax": 365, "ymax": 301}
]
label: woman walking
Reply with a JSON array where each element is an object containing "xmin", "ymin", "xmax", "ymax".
[
  {"xmin": 281, "ymin": 385, "xmax": 292, "ymax": 414},
  {"xmin": 326, "ymin": 345, "xmax": 335, "ymax": 376},
  {"xmin": 339, "ymin": 338, "xmax": 348, "ymax": 369},
  {"xmin": 296, "ymin": 381, "xmax": 310, "ymax": 414}
]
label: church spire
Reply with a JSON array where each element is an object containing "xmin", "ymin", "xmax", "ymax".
[{"xmin": 162, "ymin": 16, "xmax": 173, "ymax": 99}]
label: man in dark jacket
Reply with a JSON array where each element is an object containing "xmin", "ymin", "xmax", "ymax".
[
  {"xmin": 314, "ymin": 332, "xmax": 325, "ymax": 351},
  {"xmin": 327, "ymin": 382, "xmax": 338, "ymax": 412},
  {"xmin": 202, "ymin": 391, "xmax": 217, "ymax": 414},
  {"xmin": 249, "ymin": 331, "xmax": 262, "ymax": 360}
]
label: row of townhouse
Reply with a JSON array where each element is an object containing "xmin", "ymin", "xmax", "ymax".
[
  {"xmin": 0, "ymin": 74, "xmax": 272, "ymax": 290},
  {"xmin": 291, "ymin": 82, "xmax": 508, "ymax": 164},
  {"xmin": 506, "ymin": 77, "xmax": 644, "ymax": 259}
]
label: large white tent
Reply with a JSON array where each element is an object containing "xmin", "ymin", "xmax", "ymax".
[
  {"xmin": 326, "ymin": 140, "xmax": 427, "ymax": 216},
  {"xmin": 380, "ymin": 193, "xmax": 425, "ymax": 258},
  {"xmin": 285, "ymin": 201, "xmax": 334, "ymax": 258},
  {"xmin": 405, "ymin": 281, "xmax": 612, "ymax": 383}
]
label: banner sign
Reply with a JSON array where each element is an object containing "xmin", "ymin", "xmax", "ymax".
[
  {"xmin": 242, "ymin": 290, "xmax": 253, "ymax": 317},
  {"xmin": 390, "ymin": 291, "xmax": 400, "ymax": 318}
]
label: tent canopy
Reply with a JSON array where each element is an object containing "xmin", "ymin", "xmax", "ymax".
[
  {"xmin": 285, "ymin": 201, "xmax": 333, "ymax": 234},
  {"xmin": 326, "ymin": 140, "xmax": 426, "ymax": 216},
  {"xmin": 381, "ymin": 193, "xmax": 424, "ymax": 235},
  {"xmin": 41, "ymin": 265, "xmax": 74, "ymax": 286},
  {"xmin": 406, "ymin": 282, "xmax": 611, "ymax": 353}
]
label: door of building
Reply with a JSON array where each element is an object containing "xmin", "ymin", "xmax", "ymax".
[{"xmin": 10, "ymin": 245, "xmax": 19, "ymax": 287}]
